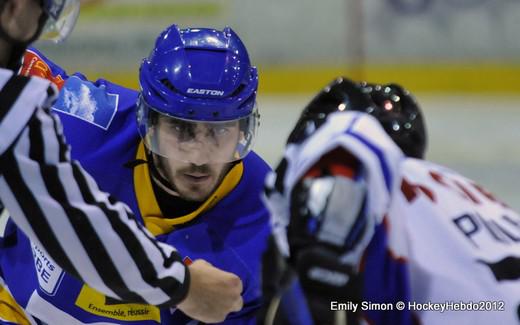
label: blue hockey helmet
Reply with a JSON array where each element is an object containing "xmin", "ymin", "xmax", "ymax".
[
  {"xmin": 39, "ymin": 0, "xmax": 80, "ymax": 43},
  {"xmin": 137, "ymin": 25, "xmax": 260, "ymax": 164}
]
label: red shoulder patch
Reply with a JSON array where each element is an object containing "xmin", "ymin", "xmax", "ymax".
[{"xmin": 20, "ymin": 50, "xmax": 65, "ymax": 90}]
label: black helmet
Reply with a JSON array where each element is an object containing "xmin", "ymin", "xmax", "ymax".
[
  {"xmin": 360, "ymin": 82, "xmax": 427, "ymax": 159},
  {"xmin": 287, "ymin": 77, "xmax": 374, "ymax": 145},
  {"xmin": 287, "ymin": 77, "xmax": 427, "ymax": 158}
]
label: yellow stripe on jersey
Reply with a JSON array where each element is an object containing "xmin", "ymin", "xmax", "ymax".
[
  {"xmin": 134, "ymin": 142, "xmax": 244, "ymax": 236},
  {"xmin": 75, "ymin": 285, "xmax": 161, "ymax": 322},
  {"xmin": 0, "ymin": 282, "xmax": 32, "ymax": 325}
]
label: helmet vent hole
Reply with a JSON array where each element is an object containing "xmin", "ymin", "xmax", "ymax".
[
  {"xmin": 230, "ymin": 84, "xmax": 246, "ymax": 97},
  {"xmin": 160, "ymin": 79, "xmax": 178, "ymax": 93}
]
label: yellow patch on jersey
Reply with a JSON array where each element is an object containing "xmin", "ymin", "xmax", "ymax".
[
  {"xmin": 133, "ymin": 142, "xmax": 244, "ymax": 236},
  {"xmin": 0, "ymin": 283, "xmax": 32, "ymax": 325},
  {"xmin": 75, "ymin": 285, "xmax": 161, "ymax": 322}
]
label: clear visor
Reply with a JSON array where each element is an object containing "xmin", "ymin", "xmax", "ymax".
[
  {"xmin": 40, "ymin": 0, "xmax": 80, "ymax": 43},
  {"xmin": 137, "ymin": 98, "xmax": 259, "ymax": 164}
]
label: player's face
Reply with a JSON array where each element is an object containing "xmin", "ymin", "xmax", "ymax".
[
  {"xmin": 155, "ymin": 116, "xmax": 241, "ymax": 164},
  {"xmin": 154, "ymin": 118, "xmax": 241, "ymax": 201},
  {"xmin": 156, "ymin": 157, "xmax": 233, "ymax": 202}
]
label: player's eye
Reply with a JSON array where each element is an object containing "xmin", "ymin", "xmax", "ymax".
[
  {"xmin": 167, "ymin": 121, "xmax": 195, "ymax": 139},
  {"xmin": 208, "ymin": 123, "xmax": 234, "ymax": 137},
  {"xmin": 213, "ymin": 126, "xmax": 230, "ymax": 136}
]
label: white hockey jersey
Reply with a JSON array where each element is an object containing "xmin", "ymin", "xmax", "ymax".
[{"xmin": 270, "ymin": 111, "xmax": 520, "ymax": 324}]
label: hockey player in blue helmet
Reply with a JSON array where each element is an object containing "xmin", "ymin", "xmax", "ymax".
[
  {"xmin": 1, "ymin": 24, "xmax": 271, "ymax": 324},
  {"xmin": 2, "ymin": 2, "xmax": 248, "ymax": 323},
  {"xmin": 137, "ymin": 26, "xmax": 260, "ymax": 202}
]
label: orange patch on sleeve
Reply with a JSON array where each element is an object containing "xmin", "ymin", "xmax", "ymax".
[{"xmin": 20, "ymin": 51, "xmax": 65, "ymax": 90}]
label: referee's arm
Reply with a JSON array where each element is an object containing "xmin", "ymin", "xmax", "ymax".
[{"xmin": 0, "ymin": 73, "xmax": 189, "ymax": 307}]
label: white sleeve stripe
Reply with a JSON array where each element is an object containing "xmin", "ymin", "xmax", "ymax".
[
  {"xmin": 0, "ymin": 75, "xmax": 188, "ymax": 306},
  {"xmin": 6, "ymin": 127, "xmax": 164, "ymax": 303},
  {"xmin": 35, "ymin": 109, "xmax": 186, "ymax": 303},
  {"xmin": 72, "ymin": 164, "xmax": 186, "ymax": 304},
  {"xmin": 37, "ymin": 102, "xmax": 61, "ymax": 164},
  {"xmin": 0, "ymin": 176, "xmax": 44, "ymax": 255},
  {"xmin": 26, "ymin": 110, "xmax": 120, "ymax": 297},
  {"xmin": 0, "ymin": 150, "xmax": 87, "ymax": 294},
  {"xmin": 0, "ymin": 77, "xmax": 38, "ymax": 155},
  {"xmin": 77, "ymin": 163, "xmax": 179, "ymax": 257},
  {"xmin": 66, "ymin": 167, "xmax": 174, "ymax": 303},
  {"xmin": 32, "ymin": 109, "xmax": 157, "ymax": 302}
]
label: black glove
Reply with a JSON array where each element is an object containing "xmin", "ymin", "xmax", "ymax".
[
  {"xmin": 287, "ymin": 148, "xmax": 369, "ymax": 268},
  {"xmin": 287, "ymin": 148, "xmax": 370, "ymax": 324},
  {"xmin": 262, "ymin": 148, "xmax": 373, "ymax": 324},
  {"xmin": 296, "ymin": 246, "xmax": 363, "ymax": 325}
]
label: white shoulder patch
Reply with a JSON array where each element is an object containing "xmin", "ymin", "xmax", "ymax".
[{"xmin": 52, "ymin": 76, "xmax": 119, "ymax": 130}]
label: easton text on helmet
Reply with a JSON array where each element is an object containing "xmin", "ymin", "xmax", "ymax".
[{"xmin": 187, "ymin": 88, "xmax": 225, "ymax": 96}]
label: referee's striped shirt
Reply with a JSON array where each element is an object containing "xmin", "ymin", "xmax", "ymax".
[{"xmin": 0, "ymin": 69, "xmax": 189, "ymax": 307}]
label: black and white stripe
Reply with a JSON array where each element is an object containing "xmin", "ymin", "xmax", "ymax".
[{"xmin": 0, "ymin": 71, "xmax": 189, "ymax": 306}]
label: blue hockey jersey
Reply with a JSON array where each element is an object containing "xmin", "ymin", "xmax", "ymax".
[{"xmin": 0, "ymin": 48, "xmax": 272, "ymax": 324}]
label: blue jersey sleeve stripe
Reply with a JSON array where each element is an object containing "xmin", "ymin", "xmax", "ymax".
[{"xmin": 346, "ymin": 113, "xmax": 362, "ymax": 133}]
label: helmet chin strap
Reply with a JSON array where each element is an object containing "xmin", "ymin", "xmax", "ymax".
[{"xmin": 0, "ymin": 1, "xmax": 48, "ymax": 71}]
